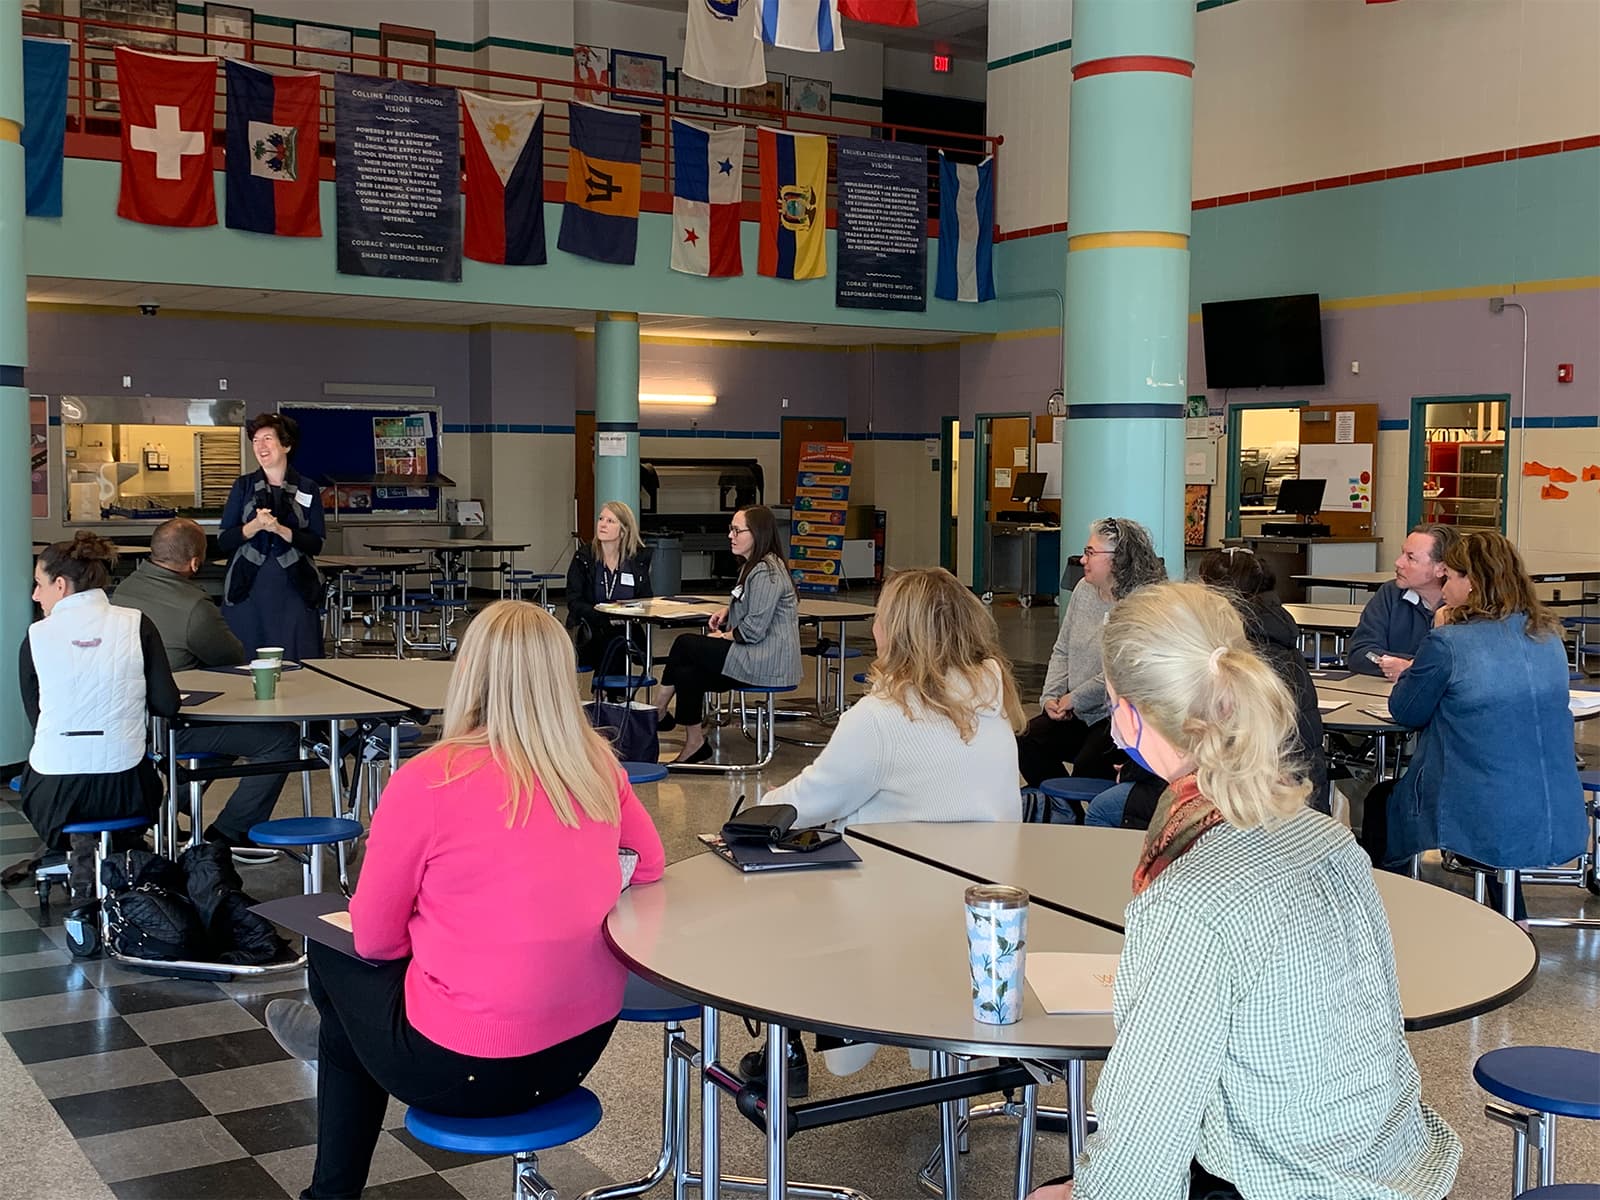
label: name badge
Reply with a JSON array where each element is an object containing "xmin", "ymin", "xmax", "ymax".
[
  {"xmin": 731, "ymin": 585, "xmax": 745, "ymax": 600},
  {"xmin": 295, "ymin": 490, "xmax": 314, "ymax": 508},
  {"xmin": 621, "ymin": 573, "xmax": 635, "ymax": 586}
]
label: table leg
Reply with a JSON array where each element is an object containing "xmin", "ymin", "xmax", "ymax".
[
  {"xmin": 765, "ymin": 1022, "xmax": 789, "ymax": 1200},
  {"xmin": 1013, "ymin": 1082, "xmax": 1038, "ymax": 1200},
  {"xmin": 1066, "ymin": 1060, "xmax": 1089, "ymax": 1163},
  {"xmin": 164, "ymin": 723, "xmax": 181, "ymax": 858},
  {"xmin": 933, "ymin": 1052, "xmax": 961, "ymax": 1200},
  {"xmin": 702, "ymin": 1006, "xmax": 721, "ymax": 1200},
  {"xmin": 329, "ymin": 722, "xmax": 351, "ymax": 891}
]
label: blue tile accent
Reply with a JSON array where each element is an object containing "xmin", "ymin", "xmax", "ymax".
[
  {"xmin": 1066, "ymin": 403, "xmax": 1186, "ymax": 420},
  {"xmin": 1512, "ymin": 415, "xmax": 1600, "ymax": 429},
  {"xmin": 0, "ymin": 365, "xmax": 23, "ymax": 388},
  {"xmin": 1378, "ymin": 419, "xmax": 1409, "ymax": 431}
]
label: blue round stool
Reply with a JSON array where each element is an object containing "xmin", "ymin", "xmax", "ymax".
[
  {"xmin": 53, "ymin": 815, "xmax": 151, "ymax": 952},
  {"xmin": 1028, "ymin": 776, "xmax": 1114, "ymax": 825},
  {"xmin": 248, "ymin": 817, "xmax": 364, "ymax": 894},
  {"xmin": 407, "ymin": 1087, "xmax": 602, "ymax": 1199},
  {"xmin": 1475, "ymin": 1046, "xmax": 1600, "ymax": 1192},
  {"xmin": 597, "ymin": 674, "xmax": 657, "ymax": 692},
  {"xmin": 624, "ymin": 761, "xmax": 668, "ymax": 786},
  {"xmin": 853, "ymin": 672, "xmax": 869, "ymax": 685},
  {"xmin": 1517, "ymin": 1187, "xmax": 1600, "ymax": 1199}
]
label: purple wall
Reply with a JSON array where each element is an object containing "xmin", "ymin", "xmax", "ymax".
[{"xmin": 958, "ymin": 335, "xmax": 1061, "ymax": 422}]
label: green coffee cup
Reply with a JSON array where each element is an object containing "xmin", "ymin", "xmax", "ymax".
[
  {"xmin": 256, "ymin": 646, "xmax": 285, "ymax": 663},
  {"xmin": 250, "ymin": 659, "xmax": 281, "ymax": 701}
]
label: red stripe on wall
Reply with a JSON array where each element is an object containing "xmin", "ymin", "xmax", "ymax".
[{"xmin": 1071, "ymin": 55, "xmax": 1194, "ymax": 81}]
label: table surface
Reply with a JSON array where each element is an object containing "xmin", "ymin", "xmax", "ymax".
[
  {"xmin": 367, "ymin": 538, "xmax": 530, "ymax": 552},
  {"xmin": 1285, "ymin": 602, "xmax": 1364, "ymax": 631},
  {"xmin": 303, "ymin": 658, "xmax": 455, "ymax": 714},
  {"xmin": 319, "ymin": 554, "xmax": 430, "ymax": 571},
  {"xmin": 1297, "ymin": 554, "xmax": 1600, "ymax": 589},
  {"xmin": 607, "ymin": 839, "xmax": 1123, "ymax": 1058},
  {"xmin": 175, "ymin": 666, "xmax": 409, "ymax": 723},
  {"xmin": 1314, "ymin": 681, "xmax": 1404, "ymax": 731},
  {"xmin": 847, "ymin": 822, "xmax": 1539, "ymax": 1031}
]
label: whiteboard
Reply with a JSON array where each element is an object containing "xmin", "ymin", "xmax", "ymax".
[
  {"xmin": 1298, "ymin": 443, "xmax": 1374, "ymax": 512},
  {"xmin": 1037, "ymin": 441, "xmax": 1063, "ymax": 499}
]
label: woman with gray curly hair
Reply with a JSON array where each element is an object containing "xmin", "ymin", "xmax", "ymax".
[{"xmin": 1016, "ymin": 516, "xmax": 1167, "ymax": 788}]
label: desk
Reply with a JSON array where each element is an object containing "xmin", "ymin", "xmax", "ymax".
[
  {"xmin": 320, "ymin": 555, "xmax": 431, "ymax": 657},
  {"xmin": 594, "ymin": 598, "xmax": 721, "ymax": 684},
  {"xmin": 366, "ymin": 537, "xmax": 531, "ymax": 601},
  {"xmin": 1233, "ymin": 536, "xmax": 1379, "ymax": 603},
  {"xmin": 1299, "ymin": 556, "xmax": 1600, "ymax": 602},
  {"xmin": 1285, "ymin": 602, "xmax": 1363, "ymax": 665},
  {"xmin": 847, "ymin": 822, "xmax": 1539, "ymax": 1032},
  {"xmin": 304, "ymin": 657, "xmax": 453, "ymax": 717}
]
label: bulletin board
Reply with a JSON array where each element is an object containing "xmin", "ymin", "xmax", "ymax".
[
  {"xmin": 278, "ymin": 403, "xmax": 445, "ymax": 516},
  {"xmin": 1297, "ymin": 403, "xmax": 1377, "ymax": 536}
]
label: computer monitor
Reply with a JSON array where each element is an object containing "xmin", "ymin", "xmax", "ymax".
[
  {"xmin": 1010, "ymin": 472, "xmax": 1047, "ymax": 503},
  {"xmin": 1273, "ymin": 477, "xmax": 1326, "ymax": 516}
]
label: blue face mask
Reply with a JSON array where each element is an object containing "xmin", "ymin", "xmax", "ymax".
[{"xmin": 1109, "ymin": 699, "xmax": 1160, "ymax": 778}]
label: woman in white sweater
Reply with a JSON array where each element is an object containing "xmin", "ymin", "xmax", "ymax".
[{"xmin": 766, "ymin": 566, "xmax": 1025, "ymax": 829}]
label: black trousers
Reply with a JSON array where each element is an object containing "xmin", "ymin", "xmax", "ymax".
[
  {"xmin": 175, "ymin": 721, "xmax": 299, "ymax": 844},
  {"xmin": 304, "ymin": 942, "xmax": 617, "ymax": 1199},
  {"xmin": 1016, "ymin": 712, "xmax": 1120, "ymax": 788},
  {"xmin": 661, "ymin": 634, "xmax": 734, "ymax": 726}
]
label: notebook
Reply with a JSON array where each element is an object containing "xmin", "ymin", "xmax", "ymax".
[
  {"xmin": 697, "ymin": 833, "xmax": 862, "ymax": 873},
  {"xmin": 1024, "ymin": 952, "xmax": 1120, "ymax": 1014}
]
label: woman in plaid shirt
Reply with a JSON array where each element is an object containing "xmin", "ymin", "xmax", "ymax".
[{"xmin": 1031, "ymin": 583, "xmax": 1460, "ymax": 1200}]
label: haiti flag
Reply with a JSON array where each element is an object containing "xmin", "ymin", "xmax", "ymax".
[
  {"xmin": 557, "ymin": 102, "xmax": 641, "ymax": 265},
  {"xmin": 224, "ymin": 60, "xmax": 322, "ymax": 236},
  {"xmin": 462, "ymin": 93, "xmax": 546, "ymax": 266},
  {"xmin": 757, "ymin": 127, "xmax": 826, "ymax": 280}
]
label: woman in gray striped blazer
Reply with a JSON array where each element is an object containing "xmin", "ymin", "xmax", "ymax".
[{"xmin": 652, "ymin": 506, "xmax": 802, "ymax": 764}]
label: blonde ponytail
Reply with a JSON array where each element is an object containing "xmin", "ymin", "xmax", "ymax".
[{"xmin": 1104, "ymin": 583, "xmax": 1310, "ymax": 828}]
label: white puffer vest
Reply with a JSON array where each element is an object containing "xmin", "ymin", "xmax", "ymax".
[{"xmin": 28, "ymin": 589, "xmax": 148, "ymax": 776}]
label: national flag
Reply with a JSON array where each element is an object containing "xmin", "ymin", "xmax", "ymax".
[
  {"xmin": 757, "ymin": 127, "xmax": 826, "ymax": 280},
  {"xmin": 116, "ymin": 48, "xmax": 217, "ymax": 227},
  {"xmin": 838, "ymin": 0, "xmax": 917, "ymax": 25},
  {"xmin": 224, "ymin": 60, "xmax": 321, "ymax": 237},
  {"xmin": 757, "ymin": 0, "xmax": 844, "ymax": 51},
  {"xmin": 558, "ymin": 102, "xmax": 642, "ymax": 265},
  {"xmin": 685, "ymin": 0, "xmax": 766, "ymax": 90},
  {"xmin": 672, "ymin": 119, "xmax": 744, "ymax": 277},
  {"xmin": 462, "ymin": 92, "xmax": 546, "ymax": 266},
  {"xmin": 21, "ymin": 37, "xmax": 69, "ymax": 217},
  {"xmin": 935, "ymin": 152, "xmax": 994, "ymax": 303}
]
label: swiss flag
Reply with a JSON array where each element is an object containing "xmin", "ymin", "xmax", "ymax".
[{"xmin": 116, "ymin": 47, "xmax": 218, "ymax": 227}]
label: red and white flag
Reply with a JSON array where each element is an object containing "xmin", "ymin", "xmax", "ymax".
[
  {"xmin": 116, "ymin": 47, "xmax": 217, "ymax": 227},
  {"xmin": 839, "ymin": 0, "xmax": 917, "ymax": 26}
]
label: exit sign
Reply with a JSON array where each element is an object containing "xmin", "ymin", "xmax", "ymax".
[{"xmin": 932, "ymin": 52, "xmax": 951, "ymax": 73}]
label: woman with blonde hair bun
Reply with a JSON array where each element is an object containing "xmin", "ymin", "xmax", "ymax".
[
  {"xmin": 264, "ymin": 601, "xmax": 664, "ymax": 1199},
  {"xmin": 1030, "ymin": 582, "xmax": 1459, "ymax": 1200}
]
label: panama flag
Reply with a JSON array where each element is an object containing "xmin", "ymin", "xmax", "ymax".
[
  {"xmin": 672, "ymin": 120, "xmax": 745, "ymax": 277},
  {"xmin": 462, "ymin": 92, "xmax": 546, "ymax": 266},
  {"xmin": 756, "ymin": 0, "xmax": 844, "ymax": 51},
  {"xmin": 116, "ymin": 48, "xmax": 217, "ymax": 227},
  {"xmin": 224, "ymin": 61, "xmax": 322, "ymax": 237},
  {"xmin": 935, "ymin": 152, "xmax": 994, "ymax": 303}
]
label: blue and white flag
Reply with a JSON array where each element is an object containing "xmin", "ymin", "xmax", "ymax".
[
  {"xmin": 935, "ymin": 152, "xmax": 995, "ymax": 303},
  {"xmin": 756, "ymin": 0, "xmax": 844, "ymax": 52},
  {"xmin": 22, "ymin": 37, "xmax": 70, "ymax": 217},
  {"xmin": 685, "ymin": 0, "xmax": 766, "ymax": 89}
]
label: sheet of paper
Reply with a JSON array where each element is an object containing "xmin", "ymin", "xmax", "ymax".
[
  {"xmin": 995, "ymin": 468, "xmax": 1012, "ymax": 490},
  {"xmin": 1024, "ymin": 952, "xmax": 1120, "ymax": 1014},
  {"xmin": 1362, "ymin": 706, "xmax": 1393, "ymax": 721},
  {"xmin": 319, "ymin": 911, "xmax": 354, "ymax": 932},
  {"xmin": 1335, "ymin": 411, "xmax": 1355, "ymax": 443},
  {"xmin": 1316, "ymin": 699, "xmax": 1348, "ymax": 714},
  {"xmin": 597, "ymin": 432, "xmax": 627, "ymax": 457},
  {"xmin": 1570, "ymin": 689, "xmax": 1600, "ymax": 717},
  {"xmin": 1013, "ymin": 445, "xmax": 1030, "ymax": 467}
]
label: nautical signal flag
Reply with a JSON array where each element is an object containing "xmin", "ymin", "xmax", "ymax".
[
  {"xmin": 935, "ymin": 152, "xmax": 994, "ymax": 303},
  {"xmin": 224, "ymin": 61, "xmax": 322, "ymax": 237},
  {"xmin": 672, "ymin": 119, "xmax": 745, "ymax": 277},
  {"xmin": 684, "ymin": 0, "xmax": 766, "ymax": 90},
  {"xmin": 116, "ymin": 48, "xmax": 218, "ymax": 227},
  {"xmin": 838, "ymin": 0, "xmax": 918, "ymax": 25},
  {"xmin": 21, "ymin": 37, "xmax": 69, "ymax": 218},
  {"xmin": 757, "ymin": 127, "xmax": 826, "ymax": 280},
  {"xmin": 462, "ymin": 92, "xmax": 546, "ymax": 266},
  {"xmin": 558, "ymin": 102, "xmax": 642, "ymax": 265},
  {"xmin": 758, "ymin": 0, "xmax": 844, "ymax": 52}
]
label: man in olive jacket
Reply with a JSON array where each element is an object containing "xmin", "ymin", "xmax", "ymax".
[{"xmin": 114, "ymin": 519, "xmax": 298, "ymax": 850}]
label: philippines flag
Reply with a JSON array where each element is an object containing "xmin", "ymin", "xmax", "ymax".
[
  {"xmin": 116, "ymin": 48, "xmax": 217, "ymax": 227},
  {"xmin": 224, "ymin": 61, "xmax": 322, "ymax": 237},
  {"xmin": 462, "ymin": 93, "xmax": 546, "ymax": 266},
  {"xmin": 756, "ymin": 0, "xmax": 844, "ymax": 52},
  {"xmin": 935, "ymin": 152, "xmax": 994, "ymax": 303},
  {"xmin": 839, "ymin": 0, "xmax": 917, "ymax": 25},
  {"xmin": 672, "ymin": 120, "xmax": 745, "ymax": 277}
]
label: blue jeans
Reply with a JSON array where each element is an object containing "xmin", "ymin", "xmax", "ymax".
[{"xmin": 1085, "ymin": 782, "xmax": 1133, "ymax": 829}]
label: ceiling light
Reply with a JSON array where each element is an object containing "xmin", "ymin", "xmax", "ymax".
[{"xmin": 640, "ymin": 392, "xmax": 717, "ymax": 408}]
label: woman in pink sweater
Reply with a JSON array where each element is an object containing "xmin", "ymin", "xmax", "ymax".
[{"xmin": 266, "ymin": 601, "xmax": 664, "ymax": 1199}]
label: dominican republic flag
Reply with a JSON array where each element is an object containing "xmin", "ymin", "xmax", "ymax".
[
  {"xmin": 462, "ymin": 93, "xmax": 546, "ymax": 266},
  {"xmin": 117, "ymin": 48, "xmax": 218, "ymax": 227},
  {"xmin": 839, "ymin": 0, "xmax": 917, "ymax": 25},
  {"xmin": 224, "ymin": 61, "xmax": 321, "ymax": 237},
  {"xmin": 558, "ymin": 102, "xmax": 642, "ymax": 265},
  {"xmin": 684, "ymin": 0, "xmax": 766, "ymax": 90},
  {"xmin": 22, "ymin": 37, "xmax": 69, "ymax": 217},
  {"xmin": 758, "ymin": 127, "xmax": 826, "ymax": 280},
  {"xmin": 757, "ymin": 0, "xmax": 844, "ymax": 51},
  {"xmin": 672, "ymin": 119, "xmax": 744, "ymax": 277},
  {"xmin": 935, "ymin": 152, "xmax": 994, "ymax": 303}
]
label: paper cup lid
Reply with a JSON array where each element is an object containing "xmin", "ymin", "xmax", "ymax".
[{"xmin": 249, "ymin": 659, "xmax": 279, "ymax": 669}]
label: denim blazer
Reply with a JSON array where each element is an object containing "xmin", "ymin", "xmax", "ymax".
[{"xmin": 1389, "ymin": 612, "xmax": 1584, "ymax": 868}]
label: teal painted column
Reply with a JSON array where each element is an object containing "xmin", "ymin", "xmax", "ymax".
[
  {"xmin": 1, "ymin": 2, "xmax": 34, "ymax": 763},
  {"xmin": 1061, "ymin": 0, "xmax": 1194, "ymax": 575},
  {"xmin": 593, "ymin": 311, "xmax": 640, "ymax": 515}
]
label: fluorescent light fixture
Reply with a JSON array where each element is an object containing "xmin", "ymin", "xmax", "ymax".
[{"xmin": 640, "ymin": 392, "xmax": 717, "ymax": 407}]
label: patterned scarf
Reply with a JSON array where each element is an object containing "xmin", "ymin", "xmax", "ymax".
[{"xmin": 1132, "ymin": 773, "xmax": 1226, "ymax": 896}]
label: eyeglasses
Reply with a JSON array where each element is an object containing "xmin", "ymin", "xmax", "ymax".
[
  {"xmin": 729, "ymin": 525, "xmax": 749, "ymax": 535},
  {"xmin": 1082, "ymin": 547, "xmax": 1113, "ymax": 558}
]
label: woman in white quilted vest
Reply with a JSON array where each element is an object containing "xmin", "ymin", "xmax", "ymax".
[{"xmin": 21, "ymin": 533, "xmax": 180, "ymax": 899}]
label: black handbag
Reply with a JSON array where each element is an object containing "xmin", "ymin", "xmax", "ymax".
[
  {"xmin": 584, "ymin": 638, "xmax": 660, "ymax": 764},
  {"xmin": 721, "ymin": 803, "xmax": 797, "ymax": 845}
]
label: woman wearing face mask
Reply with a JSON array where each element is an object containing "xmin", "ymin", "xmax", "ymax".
[
  {"xmin": 566, "ymin": 501, "xmax": 654, "ymax": 671},
  {"xmin": 1028, "ymin": 582, "xmax": 1459, "ymax": 1200},
  {"xmin": 218, "ymin": 412, "xmax": 326, "ymax": 660}
]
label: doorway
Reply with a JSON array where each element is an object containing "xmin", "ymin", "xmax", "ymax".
[
  {"xmin": 940, "ymin": 416, "xmax": 961, "ymax": 573},
  {"xmin": 1407, "ymin": 394, "xmax": 1509, "ymax": 532},
  {"xmin": 1224, "ymin": 400, "xmax": 1304, "ymax": 539},
  {"xmin": 972, "ymin": 412, "xmax": 1032, "ymax": 592},
  {"xmin": 780, "ymin": 417, "xmax": 847, "ymax": 503}
]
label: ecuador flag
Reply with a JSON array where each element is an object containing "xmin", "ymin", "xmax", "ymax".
[
  {"xmin": 558, "ymin": 102, "xmax": 642, "ymax": 265},
  {"xmin": 757, "ymin": 128, "xmax": 826, "ymax": 281}
]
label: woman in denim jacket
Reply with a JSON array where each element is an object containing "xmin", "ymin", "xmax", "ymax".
[{"xmin": 1371, "ymin": 531, "xmax": 1584, "ymax": 920}]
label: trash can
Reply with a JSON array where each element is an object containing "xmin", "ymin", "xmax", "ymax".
[{"xmin": 646, "ymin": 536, "xmax": 682, "ymax": 594}]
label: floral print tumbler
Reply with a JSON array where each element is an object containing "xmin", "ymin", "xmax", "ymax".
[{"xmin": 965, "ymin": 884, "xmax": 1029, "ymax": 1024}]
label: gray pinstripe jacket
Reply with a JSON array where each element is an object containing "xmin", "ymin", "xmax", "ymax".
[{"xmin": 723, "ymin": 557, "xmax": 803, "ymax": 688}]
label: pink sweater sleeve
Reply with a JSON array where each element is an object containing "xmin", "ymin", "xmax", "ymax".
[
  {"xmin": 349, "ymin": 763, "xmax": 434, "ymax": 960},
  {"xmin": 617, "ymin": 772, "xmax": 666, "ymax": 886}
]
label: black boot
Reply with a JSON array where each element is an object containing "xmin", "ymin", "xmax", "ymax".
[{"xmin": 737, "ymin": 1029, "xmax": 809, "ymax": 1098}]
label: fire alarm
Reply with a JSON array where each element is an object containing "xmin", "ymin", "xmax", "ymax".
[{"xmin": 1557, "ymin": 363, "xmax": 1574, "ymax": 384}]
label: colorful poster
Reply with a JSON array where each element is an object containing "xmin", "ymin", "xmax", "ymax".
[
  {"xmin": 374, "ymin": 415, "xmax": 429, "ymax": 476},
  {"xmin": 788, "ymin": 441, "xmax": 853, "ymax": 593}
]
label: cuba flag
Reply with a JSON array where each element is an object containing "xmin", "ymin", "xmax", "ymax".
[
  {"xmin": 672, "ymin": 120, "xmax": 744, "ymax": 277},
  {"xmin": 22, "ymin": 37, "xmax": 69, "ymax": 218},
  {"xmin": 462, "ymin": 93, "xmax": 545, "ymax": 266},
  {"xmin": 935, "ymin": 152, "xmax": 995, "ymax": 303},
  {"xmin": 558, "ymin": 103, "xmax": 642, "ymax": 265},
  {"xmin": 757, "ymin": 127, "xmax": 826, "ymax": 280},
  {"xmin": 224, "ymin": 60, "xmax": 322, "ymax": 237}
]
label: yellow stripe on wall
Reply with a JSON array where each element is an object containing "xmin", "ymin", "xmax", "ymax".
[
  {"xmin": 1184, "ymin": 274, "xmax": 1599, "ymax": 320},
  {"xmin": 1067, "ymin": 231, "xmax": 1189, "ymax": 252},
  {"xmin": 0, "ymin": 119, "xmax": 21, "ymax": 143}
]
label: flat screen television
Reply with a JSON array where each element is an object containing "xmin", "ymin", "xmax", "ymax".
[
  {"xmin": 1200, "ymin": 293, "xmax": 1326, "ymax": 388},
  {"xmin": 1010, "ymin": 472, "xmax": 1047, "ymax": 503}
]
